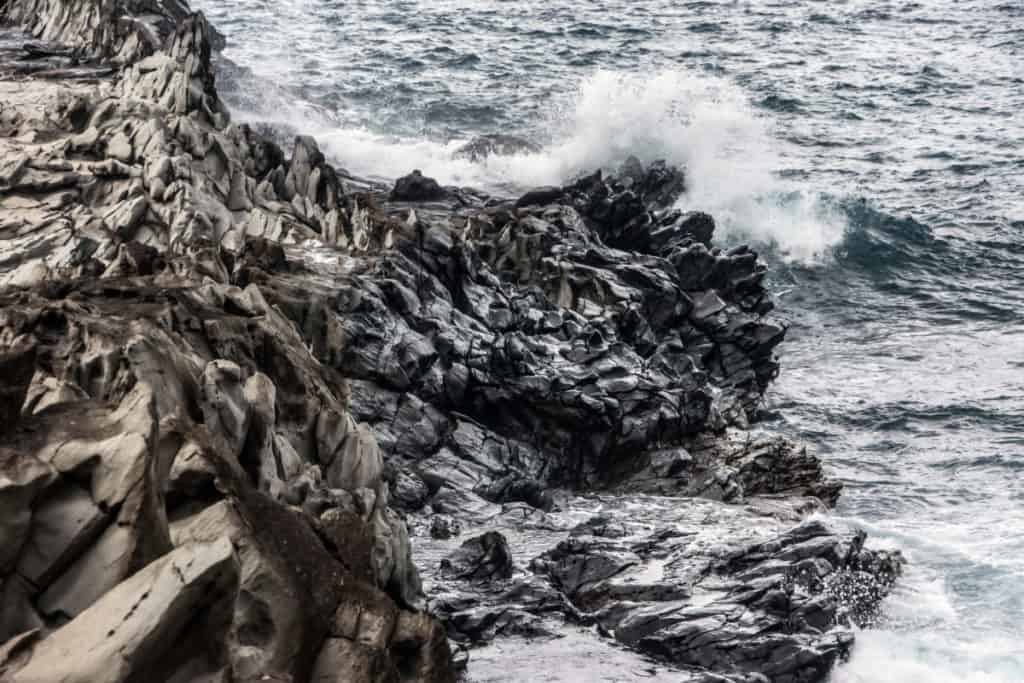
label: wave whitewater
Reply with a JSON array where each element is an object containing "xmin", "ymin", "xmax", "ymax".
[{"xmin": 220, "ymin": 67, "xmax": 850, "ymax": 262}]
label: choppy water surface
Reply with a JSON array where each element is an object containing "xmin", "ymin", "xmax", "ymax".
[{"xmin": 193, "ymin": 0, "xmax": 1024, "ymax": 679}]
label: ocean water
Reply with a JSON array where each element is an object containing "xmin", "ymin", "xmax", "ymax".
[{"xmin": 192, "ymin": 0, "xmax": 1024, "ymax": 680}]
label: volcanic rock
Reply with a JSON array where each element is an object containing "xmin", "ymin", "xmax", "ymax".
[
  {"xmin": 0, "ymin": 0, "xmax": 902, "ymax": 681},
  {"xmin": 0, "ymin": 2, "xmax": 455, "ymax": 681},
  {"xmin": 391, "ymin": 170, "xmax": 446, "ymax": 202},
  {"xmin": 440, "ymin": 532, "xmax": 514, "ymax": 582}
]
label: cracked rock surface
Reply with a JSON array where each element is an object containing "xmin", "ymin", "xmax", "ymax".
[
  {"xmin": 0, "ymin": 0, "xmax": 901, "ymax": 681},
  {"xmin": 0, "ymin": 2, "xmax": 451, "ymax": 682}
]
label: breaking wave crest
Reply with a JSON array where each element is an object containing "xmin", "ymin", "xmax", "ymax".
[{"xmin": 226, "ymin": 67, "xmax": 849, "ymax": 262}]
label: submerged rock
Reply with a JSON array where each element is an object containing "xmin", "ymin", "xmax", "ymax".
[{"xmin": 453, "ymin": 133, "xmax": 541, "ymax": 162}]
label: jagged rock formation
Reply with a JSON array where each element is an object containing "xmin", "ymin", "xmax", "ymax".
[
  {"xmin": 0, "ymin": 3, "xmax": 450, "ymax": 682},
  {"xmin": 418, "ymin": 498, "xmax": 900, "ymax": 683},
  {"xmin": 0, "ymin": 0, "xmax": 901, "ymax": 682}
]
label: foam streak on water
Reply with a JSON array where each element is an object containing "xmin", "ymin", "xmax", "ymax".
[{"xmin": 194, "ymin": 0, "xmax": 1024, "ymax": 679}]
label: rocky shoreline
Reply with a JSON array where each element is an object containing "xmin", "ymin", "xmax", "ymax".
[{"xmin": 0, "ymin": 2, "xmax": 901, "ymax": 682}]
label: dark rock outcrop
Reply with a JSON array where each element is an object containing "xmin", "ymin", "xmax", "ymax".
[
  {"xmin": 391, "ymin": 170, "xmax": 446, "ymax": 202},
  {"xmin": 0, "ymin": 2, "xmax": 452, "ymax": 682},
  {"xmin": 440, "ymin": 532, "xmax": 514, "ymax": 583},
  {"xmin": 0, "ymin": 0, "xmax": 901, "ymax": 681}
]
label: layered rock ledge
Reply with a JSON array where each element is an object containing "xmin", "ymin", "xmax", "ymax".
[{"xmin": 0, "ymin": 1, "xmax": 901, "ymax": 682}]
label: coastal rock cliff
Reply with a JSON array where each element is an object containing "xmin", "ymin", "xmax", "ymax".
[
  {"xmin": 0, "ymin": 1, "xmax": 900, "ymax": 682},
  {"xmin": 0, "ymin": 4, "xmax": 450, "ymax": 683}
]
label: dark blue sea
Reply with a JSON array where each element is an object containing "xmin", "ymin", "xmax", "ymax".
[{"xmin": 193, "ymin": 1, "xmax": 1024, "ymax": 679}]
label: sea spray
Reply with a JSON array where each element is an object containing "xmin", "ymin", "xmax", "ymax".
[
  {"xmin": 301, "ymin": 69, "xmax": 847, "ymax": 260},
  {"xmin": 218, "ymin": 57, "xmax": 850, "ymax": 262}
]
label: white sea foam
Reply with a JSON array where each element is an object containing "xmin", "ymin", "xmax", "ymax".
[
  {"xmin": 831, "ymin": 629, "xmax": 1023, "ymax": 683},
  {"xmin": 239, "ymin": 69, "xmax": 848, "ymax": 262},
  {"xmin": 827, "ymin": 513, "xmax": 1024, "ymax": 683},
  {"xmin": 540, "ymin": 70, "xmax": 848, "ymax": 262}
]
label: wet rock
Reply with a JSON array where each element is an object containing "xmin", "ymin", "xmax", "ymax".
[
  {"xmin": 430, "ymin": 486, "xmax": 502, "ymax": 524},
  {"xmin": 453, "ymin": 134, "xmax": 541, "ymax": 162},
  {"xmin": 440, "ymin": 531, "xmax": 514, "ymax": 582},
  {"xmin": 672, "ymin": 210, "xmax": 715, "ymax": 246},
  {"xmin": 236, "ymin": 235, "xmax": 288, "ymax": 273},
  {"xmin": 445, "ymin": 605, "xmax": 552, "ymax": 643},
  {"xmin": 570, "ymin": 515, "xmax": 630, "ymax": 539},
  {"xmin": 393, "ymin": 468, "xmax": 431, "ymax": 512},
  {"xmin": 391, "ymin": 169, "xmax": 446, "ymax": 202},
  {"xmin": 531, "ymin": 537, "xmax": 640, "ymax": 596},
  {"xmin": 635, "ymin": 159, "xmax": 687, "ymax": 209},
  {"xmin": 430, "ymin": 515, "xmax": 462, "ymax": 540},
  {"xmin": 0, "ymin": 0, "xmax": 898, "ymax": 681},
  {"xmin": 515, "ymin": 185, "xmax": 564, "ymax": 208}
]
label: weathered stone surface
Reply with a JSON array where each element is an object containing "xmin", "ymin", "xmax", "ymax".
[
  {"xmin": 0, "ymin": 0, "xmax": 900, "ymax": 680},
  {"xmin": 0, "ymin": 450, "xmax": 54, "ymax": 575},
  {"xmin": 1, "ymin": 538, "xmax": 238, "ymax": 683},
  {"xmin": 0, "ymin": 1, "xmax": 456, "ymax": 680},
  {"xmin": 0, "ymin": 338, "xmax": 35, "ymax": 435},
  {"xmin": 391, "ymin": 169, "xmax": 445, "ymax": 202},
  {"xmin": 515, "ymin": 185, "xmax": 564, "ymax": 208},
  {"xmin": 440, "ymin": 532, "xmax": 514, "ymax": 583},
  {"xmin": 15, "ymin": 482, "xmax": 109, "ymax": 590}
]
